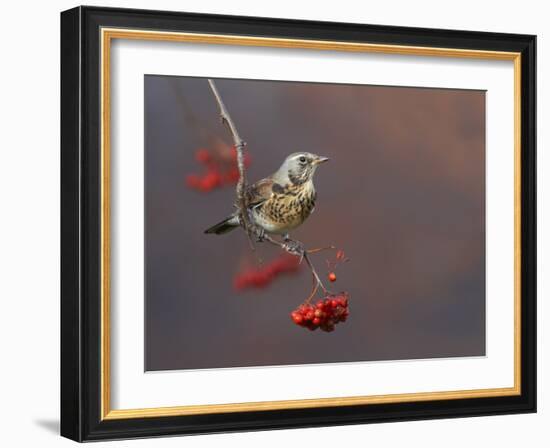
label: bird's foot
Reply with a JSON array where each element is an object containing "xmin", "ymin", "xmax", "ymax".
[
  {"xmin": 283, "ymin": 238, "xmax": 305, "ymax": 259},
  {"xmin": 255, "ymin": 228, "xmax": 266, "ymax": 242}
]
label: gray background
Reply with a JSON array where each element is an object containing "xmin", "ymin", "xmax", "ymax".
[{"xmin": 145, "ymin": 76, "xmax": 486, "ymax": 371}]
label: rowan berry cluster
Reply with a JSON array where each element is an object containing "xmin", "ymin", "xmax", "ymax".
[
  {"xmin": 234, "ymin": 254, "xmax": 301, "ymax": 290},
  {"xmin": 186, "ymin": 145, "xmax": 251, "ymax": 192},
  {"xmin": 290, "ymin": 293, "xmax": 350, "ymax": 332}
]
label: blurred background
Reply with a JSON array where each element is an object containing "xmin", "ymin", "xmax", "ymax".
[{"xmin": 144, "ymin": 75, "xmax": 486, "ymax": 371}]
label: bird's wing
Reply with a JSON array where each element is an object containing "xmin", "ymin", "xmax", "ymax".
[{"xmin": 245, "ymin": 177, "xmax": 276, "ymax": 207}]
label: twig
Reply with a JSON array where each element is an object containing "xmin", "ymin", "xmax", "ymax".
[
  {"xmin": 307, "ymin": 245, "xmax": 337, "ymax": 254},
  {"xmin": 305, "ymin": 270, "xmax": 320, "ymax": 304},
  {"xmin": 303, "ymin": 252, "xmax": 329, "ymax": 294},
  {"xmin": 207, "ymin": 80, "xmax": 253, "ymax": 238}
]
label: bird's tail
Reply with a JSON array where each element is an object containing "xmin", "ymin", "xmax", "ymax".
[{"xmin": 204, "ymin": 215, "xmax": 240, "ymax": 235}]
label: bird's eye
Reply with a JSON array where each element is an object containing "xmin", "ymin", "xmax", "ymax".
[{"xmin": 299, "ymin": 156, "xmax": 307, "ymax": 163}]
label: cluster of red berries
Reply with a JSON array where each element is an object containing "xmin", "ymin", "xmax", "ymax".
[
  {"xmin": 234, "ymin": 255, "xmax": 301, "ymax": 290},
  {"xmin": 290, "ymin": 293, "xmax": 350, "ymax": 332},
  {"xmin": 186, "ymin": 145, "xmax": 251, "ymax": 192}
]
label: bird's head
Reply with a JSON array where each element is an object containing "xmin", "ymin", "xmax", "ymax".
[{"xmin": 276, "ymin": 152, "xmax": 330, "ymax": 185}]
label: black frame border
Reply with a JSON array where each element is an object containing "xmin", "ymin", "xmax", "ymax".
[{"xmin": 61, "ymin": 6, "xmax": 536, "ymax": 442}]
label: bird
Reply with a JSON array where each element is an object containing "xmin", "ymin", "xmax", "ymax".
[{"xmin": 204, "ymin": 152, "xmax": 329, "ymax": 239}]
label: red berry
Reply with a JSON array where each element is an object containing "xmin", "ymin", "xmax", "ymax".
[
  {"xmin": 198, "ymin": 178, "xmax": 212, "ymax": 192},
  {"xmin": 195, "ymin": 148, "xmax": 211, "ymax": 164},
  {"xmin": 313, "ymin": 317, "xmax": 321, "ymax": 325},
  {"xmin": 207, "ymin": 170, "xmax": 222, "ymax": 185},
  {"xmin": 224, "ymin": 168, "xmax": 240, "ymax": 184},
  {"xmin": 328, "ymin": 272, "xmax": 337, "ymax": 282}
]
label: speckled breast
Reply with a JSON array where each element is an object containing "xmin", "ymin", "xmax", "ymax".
[{"xmin": 252, "ymin": 184, "xmax": 317, "ymax": 234}]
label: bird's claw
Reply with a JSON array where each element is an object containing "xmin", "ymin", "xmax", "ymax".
[
  {"xmin": 283, "ymin": 239, "xmax": 305, "ymax": 259},
  {"xmin": 256, "ymin": 228, "xmax": 265, "ymax": 242}
]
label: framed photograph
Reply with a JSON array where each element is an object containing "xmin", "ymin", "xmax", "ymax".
[{"xmin": 60, "ymin": 6, "xmax": 536, "ymax": 442}]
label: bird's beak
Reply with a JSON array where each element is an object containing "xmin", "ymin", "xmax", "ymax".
[{"xmin": 314, "ymin": 156, "xmax": 330, "ymax": 165}]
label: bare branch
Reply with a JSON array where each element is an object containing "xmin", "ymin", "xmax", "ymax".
[
  {"xmin": 303, "ymin": 252, "xmax": 329, "ymax": 295},
  {"xmin": 307, "ymin": 245, "xmax": 337, "ymax": 254},
  {"xmin": 208, "ymin": 79, "xmax": 258, "ymax": 246},
  {"xmin": 207, "ymin": 80, "xmax": 246, "ymax": 194}
]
